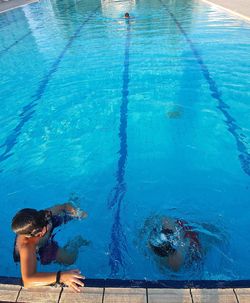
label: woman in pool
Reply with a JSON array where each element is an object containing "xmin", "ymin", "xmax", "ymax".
[
  {"xmin": 11, "ymin": 202, "xmax": 88, "ymax": 292},
  {"xmin": 147, "ymin": 216, "xmax": 202, "ymax": 272}
]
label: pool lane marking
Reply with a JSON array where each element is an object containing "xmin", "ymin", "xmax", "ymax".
[
  {"xmin": 108, "ymin": 20, "xmax": 131, "ymax": 277},
  {"xmin": 0, "ymin": 10, "xmax": 19, "ymax": 29},
  {"xmin": 0, "ymin": 5, "xmax": 100, "ymax": 165},
  {"xmin": 0, "ymin": 0, "xmax": 84, "ymax": 58},
  {"xmin": 159, "ymin": 0, "xmax": 250, "ymax": 177},
  {"xmin": 0, "ymin": 31, "xmax": 32, "ymax": 57}
]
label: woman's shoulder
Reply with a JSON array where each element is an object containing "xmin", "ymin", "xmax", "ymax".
[{"xmin": 16, "ymin": 235, "xmax": 37, "ymax": 251}]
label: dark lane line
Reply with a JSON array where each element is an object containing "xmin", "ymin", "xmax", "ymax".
[
  {"xmin": 0, "ymin": 8, "xmax": 29, "ymax": 29},
  {"xmin": 0, "ymin": 5, "xmax": 21, "ymax": 27},
  {"xmin": 160, "ymin": 0, "xmax": 250, "ymax": 177},
  {"xmin": 0, "ymin": 0, "xmax": 83, "ymax": 58},
  {"xmin": 108, "ymin": 21, "xmax": 131, "ymax": 277},
  {"xmin": 0, "ymin": 31, "xmax": 32, "ymax": 56},
  {"xmin": 0, "ymin": 5, "xmax": 100, "ymax": 168}
]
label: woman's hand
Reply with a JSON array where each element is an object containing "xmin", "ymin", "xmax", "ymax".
[
  {"xmin": 66, "ymin": 204, "xmax": 88, "ymax": 219},
  {"xmin": 75, "ymin": 210, "xmax": 88, "ymax": 219},
  {"xmin": 60, "ymin": 269, "xmax": 85, "ymax": 292}
]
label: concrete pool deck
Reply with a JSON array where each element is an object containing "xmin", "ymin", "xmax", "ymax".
[
  {"xmin": 1, "ymin": 283, "xmax": 250, "ymax": 303},
  {"xmin": 0, "ymin": 0, "xmax": 38, "ymax": 14},
  {"xmin": 200, "ymin": 0, "xmax": 250, "ymax": 22},
  {"xmin": 0, "ymin": 0, "xmax": 250, "ymax": 22}
]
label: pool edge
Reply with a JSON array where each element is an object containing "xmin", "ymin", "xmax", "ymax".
[
  {"xmin": 0, "ymin": 0, "xmax": 39, "ymax": 14},
  {"xmin": 0, "ymin": 276, "xmax": 250, "ymax": 289},
  {"xmin": 199, "ymin": 0, "xmax": 250, "ymax": 23}
]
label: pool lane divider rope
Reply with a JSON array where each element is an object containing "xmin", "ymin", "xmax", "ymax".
[
  {"xmin": 159, "ymin": 0, "xmax": 250, "ymax": 177},
  {"xmin": 0, "ymin": 5, "xmax": 101, "ymax": 168},
  {"xmin": 0, "ymin": 0, "xmax": 85, "ymax": 58},
  {"xmin": 107, "ymin": 20, "xmax": 131, "ymax": 277}
]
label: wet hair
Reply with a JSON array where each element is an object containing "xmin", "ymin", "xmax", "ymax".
[
  {"xmin": 125, "ymin": 12, "xmax": 130, "ymax": 18},
  {"xmin": 11, "ymin": 208, "xmax": 48, "ymax": 236}
]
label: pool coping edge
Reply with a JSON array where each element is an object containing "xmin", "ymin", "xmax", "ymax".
[
  {"xmin": 0, "ymin": 277, "xmax": 250, "ymax": 289},
  {"xmin": 199, "ymin": 0, "xmax": 250, "ymax": 23}
]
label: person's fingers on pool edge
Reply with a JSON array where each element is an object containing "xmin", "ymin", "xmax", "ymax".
[
  {"xmin": 71, "ymin": 277, "xmax": 84, "ymax": 287},
  {"xmin": 69, "ymin": 282, "xmax": 81, "ymax": 293},
  {"xmin": 73, "ymin": 274, "xmax": 85, "ymax": 280},
  {"xmin": 61, "ymin": 270, "xmax": 84, "ymax": 286},
  {"xmin": 69, "ymin": 269, "xmax": 84, "ymax": 276}
]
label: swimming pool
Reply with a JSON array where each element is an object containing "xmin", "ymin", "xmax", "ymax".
[{"xmin": 0, "ymin": 0, "xmax": 250, "ymax": 282}]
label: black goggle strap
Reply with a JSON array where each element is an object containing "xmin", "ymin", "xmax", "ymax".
[{"xmin": 29, "ymin": 227, "xmax": 43, "ymax": 237}]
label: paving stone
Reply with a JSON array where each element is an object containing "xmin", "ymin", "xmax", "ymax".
[
  {"xmin": 234, "ymin": 288, "xmax": 250, "ymax": 303},
  {"xmin": 17, "ymin": 286, "xmax": 61, "ymax": 303},
  {"xmin": 191, "ymin": 289, "xmax": 237, "ymax": 303},
  {"xmin": 104, "ymin": 288, "xmax": 146, "ymax": 303},
  {"xmin": 0, "ymin": 0, "xmax": 37, "ymax": 13},
  {"xmin": 148, "ymin": 288, "xmax": 192, "ymax": 303},
  {"xmin": 0, "ymin": 284, "xmax": 21, "ymax": 302},
  {"xmin": 60, "ymin": 287, "xmax": 103, "ymax": 303}
]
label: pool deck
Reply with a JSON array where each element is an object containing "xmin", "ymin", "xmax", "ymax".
[
  {"xmin": 0, "ymin": 283, "xmax": 250, "ymax": 303},
  {"xmin": 1, "ymin": 0, "xmax": 250, "ymax": 22},
  {"xmin": 0, "ymin": 0, "xmax": 38, "ymax": 14},
  {"xmin": 200, "ymin": 0, "xmax": 250, "ymax": 22}
]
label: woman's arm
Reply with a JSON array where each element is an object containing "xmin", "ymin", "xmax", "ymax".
[
  {"xmin": 20, "ymin": 242, "xmax": 56, "ymax": 287},
  {"xmin": 19, "ymin": 243, "xmax": 85, "ymax": 292},
  {"xmin": 47, "ymin": 203, "xmax": 87, "ymax": 218},
  {"xmin": 167, "ymin": 250, "xmax": 184, "ymax": 272}
]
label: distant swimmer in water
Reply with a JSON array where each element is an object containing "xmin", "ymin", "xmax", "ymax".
[
  {"xmin": 124, "ymin": 12, "xmax": 130, "ymax": 19},
  {"xmin": 11, "ymin": 201, "xmax": 89, "ymax": 292},
  {"xmin": 145, "ymin": 216, "xmax": 202, "ymax": 272}
]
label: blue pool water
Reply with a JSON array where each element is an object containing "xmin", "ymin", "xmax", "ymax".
[{"xmin": 0, "ymin": 0, "xmax": 250, "ymax": 281}]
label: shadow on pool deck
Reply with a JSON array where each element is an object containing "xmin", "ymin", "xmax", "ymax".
[{"xmin": 0, "ymin": 0, "xmax": 38, "ymax": 14}]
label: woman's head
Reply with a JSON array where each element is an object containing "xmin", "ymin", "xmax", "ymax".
[
  {"xmin": 11, "ymin": 208, "xmax": 49, "ymax": 237},
  {"xmin": 148, "ymin": 227, "xmax": 177, "ymax": 257},
  {"xmin": 149, "ymin": 242, "xmax": 176, "ymax": 257}
]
